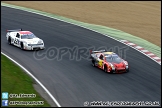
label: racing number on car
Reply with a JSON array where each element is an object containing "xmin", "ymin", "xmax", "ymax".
[
  {"xmin": 14, "ymin": 38, "xmax": 19, "ymax": 45},
  {"xmin": 98, "ymin": 60, "xmax": 103, "ymax": 68}
]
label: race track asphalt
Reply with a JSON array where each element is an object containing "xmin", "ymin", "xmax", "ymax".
[{"xmin": 1, "ymin": 6, "xmax": 161, "ymax": 107}]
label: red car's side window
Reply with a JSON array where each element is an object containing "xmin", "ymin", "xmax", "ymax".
[{"xmin": 99, "ymin": 54, "xmax": 104, "ymax": 60}]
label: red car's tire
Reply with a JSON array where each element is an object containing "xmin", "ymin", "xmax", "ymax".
[
  {"xmin": 104, "ymin": 66, "xmax": 108, "ymax": 73},
  {"xmin": 126, "ymin": 68, "xmax": 129, "ymax": 72},
  {"xmin": 92, "ymin": 60, "xmax": 96, "ymax": 67}
]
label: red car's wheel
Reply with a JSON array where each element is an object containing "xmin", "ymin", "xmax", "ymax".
[
  {"xmin": 126, "ymin": 68, "xmax": 129, "ymax": 72},
  {"xmin": 92, "ymin": 60, "xmax": 96, "ymax": 67},
  {"xmin": 104, "ymin": 66, "xmax": 107, "ymax": 73}
]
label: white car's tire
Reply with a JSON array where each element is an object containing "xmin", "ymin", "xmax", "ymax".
[
  {"xmin": 20, "ymin": 42, "xmax": 24, "ymax": 50},
  {"xmin": 8, "ymin": 37, "xmax": 11, "ymax": 45}
]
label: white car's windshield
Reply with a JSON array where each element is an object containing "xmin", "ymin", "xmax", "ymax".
[{"xmin": 21, "ymin": 33, "xmax": 37, "ymax": 39}]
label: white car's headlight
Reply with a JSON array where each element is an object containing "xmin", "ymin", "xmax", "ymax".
[
  {"xmin": 23, "ymin": 41, "xmax": 27, "ymax": 45},
  {"xmin": 38, "ymin": 39, "xmax": 43, "ymax": 44}
]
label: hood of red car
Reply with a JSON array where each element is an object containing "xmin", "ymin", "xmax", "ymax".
[{"xmin": 112, "ymin": 62, "xmax": 125, "ymax": 68}]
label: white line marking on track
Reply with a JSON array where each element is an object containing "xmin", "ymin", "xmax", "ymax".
[
  {"xmin": 127, "ymin": 43, "xmax": 136, "ymax": 46},
  {"xmin": 153, "ymin": 57, "xmax": 161, "ymax": 60},
  {"xmin": 147, "ymin": 53, "xmax": 155, "ymax": 56},
  {"xmin": 1, "ymin": 52, "xmax": 61, "ymax": 107},
  {"xmin": 120, "ymin": 40, "xmax": 128, "ymax": 42},
  {"xmin": 141, "ymin": 50, "xmax": 149, "ymax": 52},
  {"xmin": 135, "ymin": 46, "xmax": 143, "ymax": 49}
]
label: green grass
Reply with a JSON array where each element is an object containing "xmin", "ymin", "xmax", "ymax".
[{"xmin": 1, "ymin": 54, "xmax": 51, "ymax": 107}]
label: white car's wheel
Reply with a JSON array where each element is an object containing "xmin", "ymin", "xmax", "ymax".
[
  {"xmin": 20, "ymin": 42, "xmax": 24, "ymax": 50},
  {"xmin": 8, "ymin": 37, "xmax": 11, "ymax": 45}
]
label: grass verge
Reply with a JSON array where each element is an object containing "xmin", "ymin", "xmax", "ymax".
[{"xmin": 1, "ymin": 54, "xmax": 51, "ymax": 107}]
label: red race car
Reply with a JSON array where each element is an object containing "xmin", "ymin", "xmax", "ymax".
[{"xmin": 90, "ymin": 50, "xmax": 129, "ymax": 73}]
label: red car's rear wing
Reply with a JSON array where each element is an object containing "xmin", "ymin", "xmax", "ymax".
[
  {"xmin": 90, "ymin": 50, "xmax": 106, "ymax": 54},
  {"xmin": 7, "ymin": 29, "xmax": 22, "ymax": 32}
]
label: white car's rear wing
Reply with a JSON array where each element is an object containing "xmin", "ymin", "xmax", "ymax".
[{"xmin": 7, "ymin": 29, "xmax": 22, "ymax": 32}]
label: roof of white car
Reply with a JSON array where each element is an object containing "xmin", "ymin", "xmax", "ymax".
[
  {"xmin": 10, "ymin": 31, "xmax": 32, "ymax": 35},
  {"xmin": 19, "ymin": 31, "xmax": 32, "ymax": 35}
]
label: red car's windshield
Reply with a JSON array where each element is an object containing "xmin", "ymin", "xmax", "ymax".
[{"xmin": 105, "ymin": 54, "xmax": 123, "ymax": 63}]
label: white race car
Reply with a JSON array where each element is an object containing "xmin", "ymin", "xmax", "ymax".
[{"xmin": 6, "ymin": 29, "xmax": 45, "ymax": 50}]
